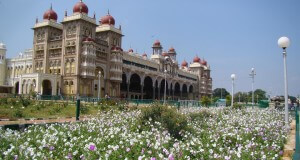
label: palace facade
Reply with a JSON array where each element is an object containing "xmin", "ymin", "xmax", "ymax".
[{"xmin": 0, "ymin": 0, "xmax": 212, "ymax": 100}]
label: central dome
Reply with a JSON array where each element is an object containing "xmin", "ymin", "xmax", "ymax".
[
  {"xmin": 193, "ymin": 56, "xmax": 201, "ymax": 63},
  {"xmin": 43, "ymin": 5, "xmax": 58, "ymax": 21},
  {"xmin": 73, "ymin": 0, "xmax": 89, "ymax": 14},
  {"xmin": 100, "ymin": 13, "xmax": 115, "ymax": 25}
]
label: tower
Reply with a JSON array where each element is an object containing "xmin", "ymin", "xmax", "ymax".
[
  {"xmin": 0, "ymin": 42, "xmax": 6, "ymax": 85},
  {"xmin": 96, "ymin": 11, "xmax": 123, "ymax": 97}
]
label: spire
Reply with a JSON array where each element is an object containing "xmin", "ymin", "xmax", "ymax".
[
  {"xmin": 108, "ymin": 9, "xmax": 110, "ymax": 15},
  {"xmin": 80, "ymin": 0, "xmax": 83, "ymax": 2},
  {"xmin": 93, "ymin": 12, "xmax": 96, "ymax": 19},
  {"xmin": 36, "ymin": 17, "xmax": 38, "ymax": 24},
  {"xmin": 65, "ymin": 10, "xmax": 67, "ymax": 17},
  {"xmin": 50, "ymin": 3, "xmax": 52, "ymax": 10}
]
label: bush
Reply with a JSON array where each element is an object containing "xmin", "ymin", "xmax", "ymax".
[
  {"xmin": 19, "ymin": 97, "xmax": 31, "ymax": 107},
  {"xmin": 14, "ymin": 109, "xmax": 23, "ymax": 118},
  {"xmin": 80, "ymin": 104, "xmax": 89, "ymax": 114},
  {"xmin": 189, "ymin": 109, "xmax": 213, "ymax": 121},
  {"xmin": 0, "ymin": 98, "xmax": 8, "ymax": 105},
  {"xmin": 140, "ymin": 103, "xmax": 190, "ymax": 140},
  {"xmin": 232, "ymin": 103, "xmax": 244, "ymax": 110}
]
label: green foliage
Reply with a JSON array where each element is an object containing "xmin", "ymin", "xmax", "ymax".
[
  {"xmin": 13, "ymin": 109, "xmax": 23, "ymax": 118},
  {"xmin": 0, "ymin": 98, "xmax": 8, "ymax": 105},
  {"xmin": 189, "ymin": 109, "xmax": 213, "ymax": 121},
  {"xmin": 213, "ymin": 88, "xmax": 230, "ymax": 99},
  {"xmin": 80, "ymin": 104, "xmax": 89, "ymax": 114},
  {"xmin": 226, "ymin": 95, "xmax": 232, "ymax": 106},
  {"xmin": 200, "ymin": 96, "xmax": 210, "ymax": 107},
  {"xmin": 19, "ymin": 97, "xmax": 31, "ymax": 107},
  {"xmin": 232, "ymin": 103, "xmax": 244, "ymax": 109},
  {"xmin": 140, "ymin": 103, "xmax": 190, "ymax": 140}
]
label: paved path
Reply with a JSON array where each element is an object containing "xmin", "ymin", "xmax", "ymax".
[
  {"xmin": 0, "ymin": 117, "xmax": 90, "ymax": 126},
  {"xmin": 283, "ymin": 120, "xmax": 296, "ymax": 160}
]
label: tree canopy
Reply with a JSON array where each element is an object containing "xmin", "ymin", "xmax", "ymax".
[{"xmin": 213, "ymin": 88, "xmax": 229, "ymax": 99}]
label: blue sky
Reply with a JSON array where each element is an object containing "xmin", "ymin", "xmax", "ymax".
[{"xmin": 0, "ymin": 0, "xmax": 299, "ymax": 97}]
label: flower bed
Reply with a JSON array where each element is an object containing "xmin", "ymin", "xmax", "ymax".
[{"xmin": 0, "ymin": 107, "xmax": 288, "ymax": 160}]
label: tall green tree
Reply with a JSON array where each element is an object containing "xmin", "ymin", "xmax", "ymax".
[
  {"xmin": 200, "ymin": 96, "xmax": 211, "ymax": 107},
  {"xmin": 213, "ymin": 88, "xmax": 229, "ymax": 99},
  {"xmin": 248, "ymin": 89, "xmax": 267, "ymax": 103},
  {"xmin": 234, "ymin": 92, "xmax": 248, "ymax": 103}
]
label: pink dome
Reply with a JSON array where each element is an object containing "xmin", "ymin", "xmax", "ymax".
[
  {"xmin": 43, "ymin": 5, "xmax": 58, "ymax": 21},
  {"xmin": 73, "ymin": 0, "xmax": 88, "ymax": 14},
  {"xmin": 100, "ymin": 14, "xmax": 115, "ymax": 25},
  {"xmin": 181, "ymin": 60, "xmax": 188, "ymax": 67},
  {"xmin": 193, "ymin": 56, "xmax": 201, "ymax": 63}
]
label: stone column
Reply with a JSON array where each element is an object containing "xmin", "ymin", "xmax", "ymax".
[
  {"xmin": 141, "ymin": 84, "xmax": 144, "ymax": 100},
  {"xmin": 126, "ymin": 82, "xmax": 130, "ymax": 99},
  {"xmin": 180, "ymin": 90, "xmax": 182, "ymax": 100},
  {"xmin": 158, "ymin": 87, "xmax": 160, "ymax": 100},
  {"xmin": 153, "ymin": 86, "xmax": 156, "ymax": 100}
]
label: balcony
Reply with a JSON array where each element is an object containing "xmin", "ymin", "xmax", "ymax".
[
  {"xmin": 110, "ymin": 76, "xmax": 122, "ymax": 82},
  {"xmin": 110, "ymin": 58, "xmax": 122, "ymax": 63},
  {"xmin": 110, "ymin": 68, "xmax": 122, "ymax": 73}
]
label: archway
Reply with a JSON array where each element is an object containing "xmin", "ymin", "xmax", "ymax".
[
  {"xmin": 42, "ymin": 80, "xmax": 52, "ymax": 95},
  {"xmin": 120, "ymin": 73, "xmax": 127, "ymax": 98},
  {"xmin": 15, "ymin": 82, "xmax": 19, "ymax": 94},
  {"xmin": 160, "ymin": 79, "xmax": 168, "ymax": 100},
  {"xmin": 174, "ymin": 82, "xmax": 180, "ymax": 98},
  {"xmin": 129, "ymin": 73, "xmax": 141, "ymax": 99},
  {"xmin": 94, "ymin": 67, "xmax": 105, "ymax": 97},
  {"xmin": 182, "ymin": 84, "xmax": 188, "ymax": 99},
  {"xmin": 143, "ymin": 76, "xmax": 153, "ymax": 99}
]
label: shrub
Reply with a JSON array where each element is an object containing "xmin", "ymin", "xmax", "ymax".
[
  {"xmin": 14, "ymin": 109, "xmax": 23, "ymax": 118},
  {"xmin": 232, "ymin": 103, "xmax": 244, "ymax": 110},
  {"xmin": 0, "ymin": 98, "xmax": 8, "ymax": 105},
  {"xmin": 19, "ymin": 97, "xmax": 31, "ymax": 107},
  {"xmin": 189, "ymin": 109, "xmax": 213, "ymax": 121},
  {"xmin": 80, "ymin": 104, "xmax": 89, "ymax": 114},
  {"xmin": 140, "ymin": 103, "xmax": 190, "ymax": 139}
]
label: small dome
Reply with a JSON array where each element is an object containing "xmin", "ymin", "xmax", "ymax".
[
  {"xmin": 43, "ymin": 5, "xmax": 58, "ymax": 21},
  {"xmin": 162, "ymin": 51, "xmax": 169, "ymax": 57},
  {"xmin": 181, "ymin": 60, "xmax": 188, "ymax": 67},
  {"xmin": 201, "ymin": 59, "xmax": 207, "ymax": 66},
  {"xmin": 128, "ymin": 48, "xmax": 134, "ymax": 53},
  {"xmin": 0, "ymin": 43, "xmax": 6, "ymax": 49},
  {"xmin": 168, "ymin": 47, "xmax": 175, "ymax": 52},
  {"xmin": 153, "ymin": 40, "xmax": 161, "ymax": 46},
  {"xmin": 193, "ymin": 56, "xmax": 201, "ymax": 63},
  {"xmin": 73, "ymin": 0, "xmax": 89, "ymax": 14},
  {"xmin": 100, "ymin": 12, "xmax": 115, "ymax": 25},
  {"xmin": 142, "ymin": 53, "xmax": 147, "ymax": 57}
]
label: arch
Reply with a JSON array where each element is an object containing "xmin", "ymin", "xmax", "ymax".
[
  {"xmin": 160, "ymin": 79, "xmax": 169, "ymax": 100},
  {"xmin": 129, "ymin": 73, "xmax": 141, "ymax": 99},
  {"xmin": 15, "ymin": 82, "xmax": 19, "ymax": 94},
  {"xmin": 120, "ymin": 73, "xmax": 127, "ymax": 94},
  {"xmin": 189, "ymin": 85, "xmax": 193, "ymax": 93},
  {"xmin": 174, "ymin": 82, "xmax": 180, "ymax": 97},
  {"xmin": 182, "ymin": 84, "xmax": 188, "ymax": 99},
  {"xmin": 42, "ymin": 80, "xmax": 52, "ymax": 95},
  {"xmin": 143, "ymin": 76, "xmax": 153, "ymax": 99}
]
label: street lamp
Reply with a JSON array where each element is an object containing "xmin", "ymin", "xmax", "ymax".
[
  {"xmin": 98, "ymin": 71, "xmax": 102, "ymax": 100},
  {"xmin": 231, "ymin": 74, "xmax": 236, "ymax": 107},
  {"xmin": 249, "ymin": 68, "xmax": 256, "ymax": 108},
  {"xmin": 278, "ymin": 36, "xmax": 290, "ymax": 127},
  {"xmin": 164, "ymin": 69, "xmax": 167, "ymax": 105}
]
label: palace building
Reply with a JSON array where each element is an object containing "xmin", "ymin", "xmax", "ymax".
[{"xmin": 0, "ymin": 0, "xmax": 212, "ymax": 100}]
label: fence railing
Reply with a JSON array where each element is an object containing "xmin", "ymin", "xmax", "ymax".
[{"xmin": 294, "ymin": 107, "xmax": 300, "ymax": 159}]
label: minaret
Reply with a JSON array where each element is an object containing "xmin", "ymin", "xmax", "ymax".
[
  {"xmin": 0, "ymin": 42, "xmax": 7, "ymax": 85},
  {"xmin": 152, "ymin": 40, "xmax": 162, "ymax": 55}
]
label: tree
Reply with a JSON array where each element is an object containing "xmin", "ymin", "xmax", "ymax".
[
  {"xmin": 200, "ymin": 96, "xmax": 211, "ymax": 107},
  {"xmin": 248, "ymin": 89, "xmax": 267, "ymax": 103},
  {"xmin": 226, "ymin": 95, "xmax": 232, "ymax": 106},
  {"xmin": 213, "ymin": 88, "xmax": 229, "ymax": 99},
  {"xmin": 234, "ymin": 92, "xmax": 248, "ymax": 103}
]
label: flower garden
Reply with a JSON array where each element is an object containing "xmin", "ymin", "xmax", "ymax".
[{"xmin": 0, "ymin": 104, "xmax": 288, "ymax": 160}]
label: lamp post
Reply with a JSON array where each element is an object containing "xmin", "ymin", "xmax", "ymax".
[
  {"xmin": 278, "ymin": 36, "xmax": 290, "ymax": 127},
  {"xmin": 164, "ymin": 69, "xmax": 167, "ymax": 105},
  {"xmin": 249, "ymin": 68, "xmax": 256, "ymax": 108},
  {"xmin": 231, "ymin": 74, "xmax": 236, "ymax": 107},
  {"xmin": 98, "ymin": 71, "xmax": 102, "ymax": 100}
]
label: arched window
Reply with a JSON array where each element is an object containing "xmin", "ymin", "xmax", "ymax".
[{"xmin": 71, "ymin": 59, "xmax": 75, "ymax": 74}]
